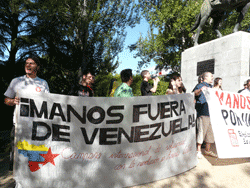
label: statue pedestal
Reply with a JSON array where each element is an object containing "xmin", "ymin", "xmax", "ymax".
[{"xmin": 181, "ymin": 31, "xmax": 250, "ymax": 92}]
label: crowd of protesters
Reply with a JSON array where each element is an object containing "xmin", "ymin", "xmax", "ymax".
[
  {"xmin": 3, "ymin": 57, "xmax": 250, "ymax": 178},
  {"xmin": 110, "ymin": 68, "xmax": 250, "ymax": 160}
]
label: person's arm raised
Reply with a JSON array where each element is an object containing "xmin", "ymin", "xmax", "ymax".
[{"xmin": 150, "ymin": 77, "xmax": 160, "ymax": 93}]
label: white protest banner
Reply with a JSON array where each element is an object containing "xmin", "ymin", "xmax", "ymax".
[
  {"xmin": 204, "ymin": 89, "xmax": 250, "ymax": 158},
  {"xmin": 14, "ymin": 92, "xmax": 197, "ymax": 188}
]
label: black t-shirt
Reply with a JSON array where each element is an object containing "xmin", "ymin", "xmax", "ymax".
[
  {"xmin": 141, "ymin": 81, "xmax": 153, "ymax": 96},
  {"xmin": 70, "ymin": 84, "xmax": 94, "ymax": 97}
]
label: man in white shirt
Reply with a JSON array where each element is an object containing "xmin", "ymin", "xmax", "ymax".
[
  {"xmin": 4, "ymin": 56, "xmax": 50, "ymax": 173},
  {"xmin": 4, "ymin": 57, "xmax": 50, "ymax": 105},
  {"xmin": 241, "ymin": 79, "xmax": 250, "ymax": 94}
]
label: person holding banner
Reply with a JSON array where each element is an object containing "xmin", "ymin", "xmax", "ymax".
[
  {"xmin": 240, "ymin": 79, "xmax": 250, "ymax": 94},
  {"xmin": 4, "ymin": 56, "xmax": 50, "ymax": 173},
  {"xmin": 193, "ymin": 72, "xmax": 218, "ymax": 159},
  {"xmin": 114, "ymin": 69, "xmax": 134, "ymax": 97},
  {"xmin": 238, "ymin": 80, "xmax": 248, "ymax": 93}
]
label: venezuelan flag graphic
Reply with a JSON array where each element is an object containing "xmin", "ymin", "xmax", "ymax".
[{"xmin": 17, "ymin": 140, "xmax": 59, "ymax": 172}]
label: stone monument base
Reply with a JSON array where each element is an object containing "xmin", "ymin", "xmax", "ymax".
[{"xmin": 181, "ymin": 31, "xmax": 250, "ymax": 93}]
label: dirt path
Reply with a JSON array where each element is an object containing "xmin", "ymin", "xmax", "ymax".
[
  {"xmin": 131, "ymin": 145, "xmax": 250, "ymax": 188},
  {"xmin": 131, "ymin": 155, "xmax": 250, "ymax": 188},
  {"xmin": 1, "ymin": 145, "xmax": 250, "ymax": 188}
]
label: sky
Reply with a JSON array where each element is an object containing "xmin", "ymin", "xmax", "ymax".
[{"xmin": 116, "ymin": 18, "xmax": 156, "ymax": 75}]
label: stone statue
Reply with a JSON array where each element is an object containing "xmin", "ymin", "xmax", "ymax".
[{"xmin": 191, "ymin": 0, "xmax": 250, "ymax": 46}]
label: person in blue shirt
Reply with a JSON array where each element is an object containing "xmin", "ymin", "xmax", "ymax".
[{"xmin": 193, "ymin": 72, "xmax": 218, "ymax": 159}]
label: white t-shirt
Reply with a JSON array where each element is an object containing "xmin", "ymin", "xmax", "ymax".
[
  {"xmin": 4, "ymin": 75, "xmax": 50, "ymax": 123},
  {"xmin": 4, "ymin": 75, "xmax": 50, "ymax": 98}
]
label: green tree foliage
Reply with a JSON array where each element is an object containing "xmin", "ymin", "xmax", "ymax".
[
  {"xmin": 0, "ymin": 0, "xmax": 39, "ymax": 132},
  {"xmin": 0, "ymin": 0, "xmax": 38, "ymax": 79},
  {"xmin": 36, "ymin": 0, "xmax": 140, "ymax": 76},
  {"xmin": 94, "ymin": 73, "xmax": 118, "ymax": 97},
  {"xmin": 69, "ymin": 0, "xmax": 140, "ymax": 74},
  {"xmin": 131, "ymin": 0, "xmax": 250, "ymax": 72},
  {"xmin": 35, "ymin": 0, "xmax": 140, "ymax": 94},
  {"xmin": 1, "ymin": 0, "xmax": 140, "ymax": 95},
  {"xmin": 130, "ymin": 74, "xmax": 143, "ymax": 96}
]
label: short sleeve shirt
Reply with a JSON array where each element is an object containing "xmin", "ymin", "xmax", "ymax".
[
  {"xmin": 4, "ymin": 75, "xmax": 50, "ymax": 124},
  {"xmin": 114, "ymin": 83, "xmax": 133, "ymax": 97},
  {"xmin": 193, "ymin": 82, "xmax": 212, "ymax": 118},
  {"xmin": 141, "ymin": 81, "xmax": 153, "ymax": 96},
  {"xmin": 4, "ymin": 75, "xmax": 50, "ymax": 98}
]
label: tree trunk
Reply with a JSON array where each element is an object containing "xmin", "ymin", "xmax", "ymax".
[
  {"xmin": 8, "ymin": 13, "xmax": 19, "ymax": 79},
  {"xmin": 79, "ymin": 0, "xmax": 89, "ymax": 73}
]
